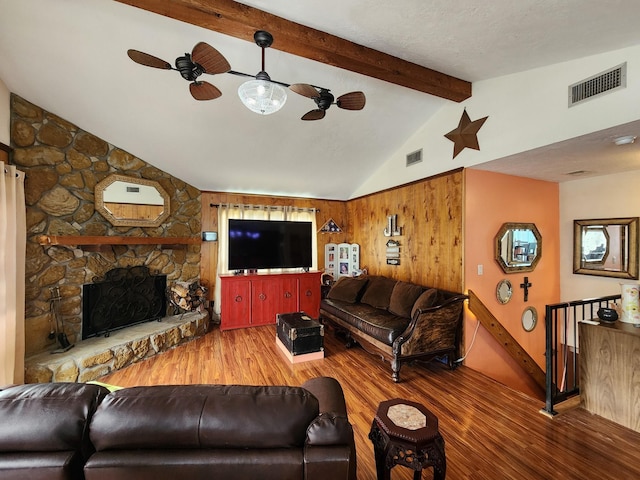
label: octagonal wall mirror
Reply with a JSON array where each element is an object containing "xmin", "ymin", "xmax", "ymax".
[
  {"xmin": 95, "ymin": 174, "xmax": 170, "ymax": 227},
  {"xmin": 494, "ymin": 223, "xmax": 542, "ymax": 273},
  {"xmin": 573, "ymin": 217, "xmax": 639, "ymax": 279}
]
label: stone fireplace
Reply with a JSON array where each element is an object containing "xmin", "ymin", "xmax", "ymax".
[
  {"xmin": 11, "ymin": 94, "xmax": 211, "ymax": 383},
  {"xmin": 27, "ymin": 259, "xmax": 209, "ymax": 384}
]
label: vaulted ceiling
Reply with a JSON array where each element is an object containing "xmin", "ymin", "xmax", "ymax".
[{"xmin": 2, "ymin": 0, "xmax": 640, "ymax": 199}]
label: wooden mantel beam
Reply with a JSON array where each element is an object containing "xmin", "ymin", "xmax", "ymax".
[{"xmin": 114, "ymin": 0, "xmax": 472, "ymax": 102}]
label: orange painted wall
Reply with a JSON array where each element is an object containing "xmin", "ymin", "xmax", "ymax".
[{"xmin": 464, "ymin": 169, "xmax": 560, "ymax": 398}]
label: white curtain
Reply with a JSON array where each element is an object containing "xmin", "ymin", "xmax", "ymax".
[
  {"xmin": 0, "ymin": 161, "xmax": 26, "ymax": 385},
  {"xmin": 214, "ymin": 204, "xmax": 317, "ymax": 315}
]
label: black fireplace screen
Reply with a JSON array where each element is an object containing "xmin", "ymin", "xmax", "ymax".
[{"xmin": 82, "ymin": 266, "xmax": 167, "ymax": 339}]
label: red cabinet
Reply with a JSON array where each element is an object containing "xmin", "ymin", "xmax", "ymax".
[
  {"xmin": 279, "ymin": 277, "xmax": 299, "ymax": 315},
  {"xmin": 220, "ymin": 272, "xmax": 321, "ymax": 331},
  {"xmin": 219, "ymin": 276, "xmax": 251, "ymax": 330},
  {"xmin": 298, "ymin": 274, "xmax": 321, "ymax": 317},
  {"xmin": 250, "ymin": 278, "xmax": 281, "ymax": 326}
]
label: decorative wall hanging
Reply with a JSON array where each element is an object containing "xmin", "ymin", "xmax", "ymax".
[
  {"xmin": 319, "ymin": 218, "xmax": 343, "ymax": 233},
  {"xmin": 383, "ymin": 214, "xmax": 402, "ymax": 237},
  {"xmin": 520, "ymin": 276, "xmax": 533, "ymax": 302},
  {"xmin": 386, "ymin": 239, "xmax": 400, "ymax": 265},
  {"xmin": 444, "ymin": 108, "xmax": 488, "ymax": 159},
  {"xmin": 127, "ymin": 31, "xmax": 365, "ymax": 119}
]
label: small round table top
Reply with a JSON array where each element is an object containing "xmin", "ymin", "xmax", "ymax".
[{"xmin": 374, "ymin": 398, "xmax": 440, "ymax": 445}]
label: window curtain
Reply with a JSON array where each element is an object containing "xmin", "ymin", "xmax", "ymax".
[
  {"xmin": 214, "ymin": 204, "xmax": 317, "ymax": 315},
  {"xmin": 0, "ymin": 161, "xmax": 26, "ymax": 384}
]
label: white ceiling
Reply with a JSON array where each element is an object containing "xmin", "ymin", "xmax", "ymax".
[
  {"xmin": 472, "ymin": 119, "xmax": 640, "ymax": 182},
  {"xmin": 1, "ymin": 0, "xmax": 640, "ymax": 199}
]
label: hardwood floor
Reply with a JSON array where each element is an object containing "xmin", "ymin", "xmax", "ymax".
[{"xmin": 100, "ymin": 323, "xmax": 640, "ymax": 480}]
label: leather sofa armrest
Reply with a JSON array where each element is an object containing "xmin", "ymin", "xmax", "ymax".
[
  {"xmin": 394, "ymin": 293, "xmax": 467, "ymax": 357},
  {"xmin": 412, "ymin": 293, "xmax": 469, "ymax": 318},
  {"xmin": 303, "ymin": 377, "xmax": 354, "ymax": 453},
  {"xmin": 302, "ymin": 377, "xmax": 347, "ymax": 416},
  {"xmin": 306, "ymin": 413, "xmax": 353, "ymax": 445}
]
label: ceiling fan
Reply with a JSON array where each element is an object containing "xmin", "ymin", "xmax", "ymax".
[
  {"xmin": 127, "ymin": 42, "xmax": 231, "ymax": 101},
  {"xmin": 127, "ymin": 31, "xmax": 366, "ymax": 119}
]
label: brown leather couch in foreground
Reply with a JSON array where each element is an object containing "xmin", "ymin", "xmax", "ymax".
[{"xmin": 0, "ymin": 377, "xmax": 356, "ymax": 480}]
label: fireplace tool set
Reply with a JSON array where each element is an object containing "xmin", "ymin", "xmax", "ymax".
[{"xmin": 49, "ymin": 286, "xmax": 74, "ymax": 353}]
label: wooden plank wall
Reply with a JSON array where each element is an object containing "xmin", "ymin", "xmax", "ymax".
[
  {"xmin": 200, "ymin": 169, "xmax": 464, "ymax": 306},
  {"xmin": 1, "ymin": 142, "xmax": 11, "ymax": 162},
  {"xmin": 347, "ymin": 169, "xmax": 464, "ymax": 292}
]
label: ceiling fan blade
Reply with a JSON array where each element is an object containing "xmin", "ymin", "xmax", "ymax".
[
  {"xmin": 190, "ymin": 81, "xmax": 222, "ymax": 101},
  {"xmin": 127, "ymin": 49, "xmax": 172, "ymax": 70},
  {"xmin": 301, "ymin": 109, "xmax": 326, "ymax": 121},
  {"xmin": 290, "ymin": 83, "xmax": 320, "ymax": 99},
  {"xmin": 191, "ymin": 42, "xmax": 231, "ymax": 74},
  {"xmin": 336, "ymin": 91, "xmax": 366, "ymax": 110}
]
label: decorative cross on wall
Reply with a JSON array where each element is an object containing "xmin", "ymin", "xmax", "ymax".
[{"xmin": 520, "ymin": 276, "xmax": 532, "ymax": 302}]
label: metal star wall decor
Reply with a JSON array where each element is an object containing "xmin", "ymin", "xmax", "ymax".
[{"xmin": 444, "ymin": 109, "xmax": 489, "ymax": 159}]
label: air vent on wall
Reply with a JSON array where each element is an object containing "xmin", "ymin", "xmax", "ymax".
[
  {"xmin": 406, "ymin": 149, "xmax": 423, "ymax": 167},
  {"xmin": 568, "ymin": 62, "xmax": 626, "ymax": 107}
]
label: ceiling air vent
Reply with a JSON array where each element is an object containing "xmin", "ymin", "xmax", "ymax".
[
  {"xmin": 568, "ymin": 62, "xmax": 626, "ymax": 107},
  {"xmin": 406, "ymin": 149, "xmax": 423, "ymax": 167}
]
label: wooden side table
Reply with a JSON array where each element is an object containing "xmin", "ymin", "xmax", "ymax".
[{"xmin": 368, "ymin": 398, "xmax": 446, "ymax": 480}]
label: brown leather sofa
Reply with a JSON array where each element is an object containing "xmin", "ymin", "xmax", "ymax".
[
  {"xmin": 0, "ymin": 377, "xmax": 356, "ymax": 480},
  {"xmin": 320, "ymin": 275, "xmax": 468, "ymax": 382}
]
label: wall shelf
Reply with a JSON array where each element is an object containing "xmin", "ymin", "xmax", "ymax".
[{"xmin": 38, "ymin": 235, "xmax": 200, "ymax": 250}]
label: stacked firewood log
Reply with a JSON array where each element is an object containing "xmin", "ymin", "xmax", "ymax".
[{"xmin": 168, "ymin": 281, "xmax": 208, "ymax": 312}]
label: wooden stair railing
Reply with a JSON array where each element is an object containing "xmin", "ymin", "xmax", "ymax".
[{"xmin": 467, "ymin": 290, "xmax": 546, "ymax": 397}]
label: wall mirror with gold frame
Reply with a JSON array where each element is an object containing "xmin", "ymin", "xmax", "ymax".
[
  {"xmin": 496, "ymin": 279, "xmax": 513, "ymax": 304},
  {"xmin": 521, "ymin": 306, "xmax": 538, "ymax": 332},
  {"xmin": 573, "ymin": 217, "xmax": 639, "ymax": 279},
  {"xmin": 494, "ymin": 223, "xmax": 542, "ymax": 273},
  {"xmin": 95, "ymin": 174, "xmax": 170, "ymax": 227}
]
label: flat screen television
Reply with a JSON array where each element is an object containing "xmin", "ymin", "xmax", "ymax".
[{"xmin": 228, "ymin": 219, "xmax": 313, "ymax": 271}]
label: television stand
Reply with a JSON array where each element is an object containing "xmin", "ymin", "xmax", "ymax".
[{"xmin": 220, "ymin": 271, "xmax": 321, "ymax": 330}]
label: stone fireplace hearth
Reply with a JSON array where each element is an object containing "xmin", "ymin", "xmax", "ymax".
[{"xmin": 25, "ymin": 311, "xmax": 208, "ymax": 383}]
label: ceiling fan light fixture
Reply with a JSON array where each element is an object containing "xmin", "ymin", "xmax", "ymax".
[{"xmin": 238, "ymin": 78, "xmax": 287, "ymax": 115}]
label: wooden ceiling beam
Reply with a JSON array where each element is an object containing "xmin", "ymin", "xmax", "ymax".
[{"xmin": 114, "ymin": 0, "xmax": 472, "ymax": 102}]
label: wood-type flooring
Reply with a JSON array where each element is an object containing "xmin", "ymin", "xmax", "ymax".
[{"xmin": 100, "ymin": 323, "xmax": 640, "ymax": 480}]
